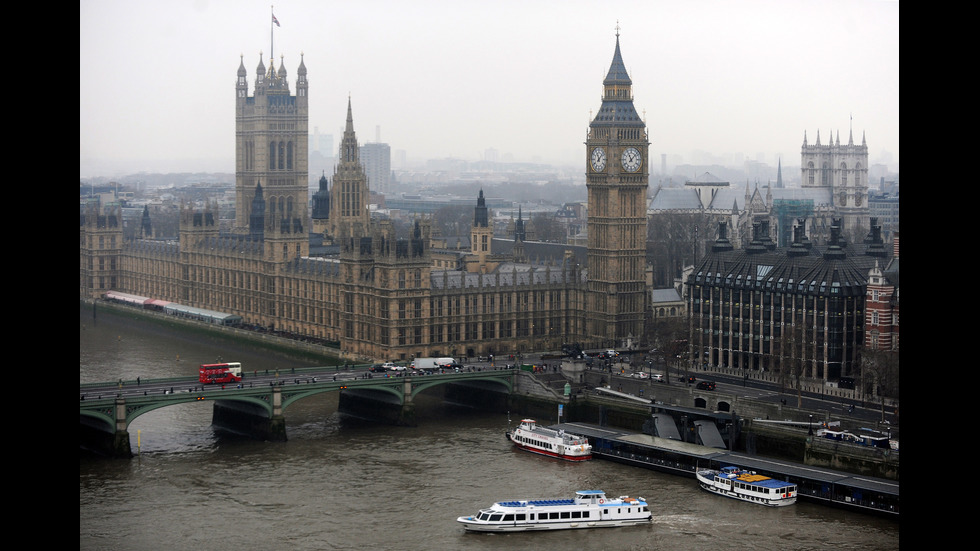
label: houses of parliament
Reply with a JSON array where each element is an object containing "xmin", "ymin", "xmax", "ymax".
[
  {"xmin": 80, "ymin": 34, "xmax": 651, "ymax": 362},
  {"xmin": 80, "ymin": 31, "xmax": 893, "ymax": 380}
]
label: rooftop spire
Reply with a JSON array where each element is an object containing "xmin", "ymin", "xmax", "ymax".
[
  {"xmin": 603, "ymin": 23, "xmax": 632, "ymax": 88},
  {"xmin": 592, "ymin": 25, "xmax": 642, "ymax": 128},
  {"xmin": 345, "ymin": 96, "xmax": 354, "ymax": 132}
]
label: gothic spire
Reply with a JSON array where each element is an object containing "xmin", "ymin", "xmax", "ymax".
[
  {"xmin": 474, "ymin": 188, "xmax": 488, "ymax": 227},
  {"xmin": 592, "ymin": 24, "xmax": 642, "ymax": 128},
  {"xmin": 257, "ymin": 52, "xmax": 265, "ymax": 73},
  {"xmin": 603, "ymin": 24, "xmax": 632, "ymax": 88},
  {"xmin": 346, "ymin": 96, "xmax": 355, "ymax": 132},
  {"xmin": 339, "ymin": 97, "xmax": 359, "ymax": 164}
]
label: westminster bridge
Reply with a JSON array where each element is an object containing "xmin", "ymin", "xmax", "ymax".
[{"xmin": 80, "ymin": 367, "xmax": 516, "ymax": 458}]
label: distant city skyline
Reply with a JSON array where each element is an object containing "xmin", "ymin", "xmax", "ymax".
[{"xmin": 80, "ymin": 0, "xmax": 899, "ymax": 179}]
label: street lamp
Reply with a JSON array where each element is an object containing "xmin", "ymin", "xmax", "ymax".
[{"xmin": 808, "ymin": 414, "xmax": 813, "ymax": 436}]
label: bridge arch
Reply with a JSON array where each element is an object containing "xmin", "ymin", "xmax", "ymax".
[
  {"xmin": 281, "ymin": 384, "xmax": 403, "ymax": 409},
  {"xmin": 80, "ymin": 409, "xmax": 114, "ymax": 433},
  {"xmin": 410, "ymin": 374, "xmax": 512, "ymax": 400}
]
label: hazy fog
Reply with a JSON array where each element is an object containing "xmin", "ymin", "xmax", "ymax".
[{"xmin": 80, "ymin": 0, "xmax": 899, "ymax": 179}]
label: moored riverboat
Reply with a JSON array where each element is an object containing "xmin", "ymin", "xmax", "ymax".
[
  {"xmin": 457, "ymin": 490, "xmax": 651, "ymax": 532},
  {"xmin": 506, "ymin": 419, "xmax": 592, "ymax": 461},
  {"xmin": 696, "ymin": 466, "xmax": 797, "ymax": 506}
]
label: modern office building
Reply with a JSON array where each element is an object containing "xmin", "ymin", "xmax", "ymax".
[
  {"xmin": 685, "ymin": 217, "xmax": 891, "ymax": 382},
  {"xmin": 360, "ymin": 142, "xmax": 392, "ymax": 195}
]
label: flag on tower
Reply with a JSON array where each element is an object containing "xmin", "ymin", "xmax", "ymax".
[{"xmin": 273, "ymin": 13, "xmax": 280, "ymax": 27}]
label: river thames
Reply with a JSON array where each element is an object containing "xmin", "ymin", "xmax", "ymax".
[{"xmin": 80, "ymin": 304, "xmax": 899, "ymax": 550}]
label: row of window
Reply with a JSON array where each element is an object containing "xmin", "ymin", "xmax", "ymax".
[
  {"xmin": 477, "ymin": 510, "xmax": 592, "ymax": 522},
  {"xmin": 514, "ymin": 435, "xmax": 553, "ymax": 451}
]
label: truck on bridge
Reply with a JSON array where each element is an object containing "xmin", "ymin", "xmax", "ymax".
[{"xmin": 411, "ymin": 357, "xmax": 457, "ymax": 372}]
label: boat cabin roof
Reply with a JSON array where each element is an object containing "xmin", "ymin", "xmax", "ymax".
[{"xmin": 720, "ymin": 466, "xmax": 794, "ymax": 489}]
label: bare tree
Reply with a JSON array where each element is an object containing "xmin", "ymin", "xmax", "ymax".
[
  {"xmin": 859, "ymin": 348, "xmax": 900, "ymax": 422},
  {"xmin": 530, "ymin": 212, "xmax": 566, "ymax": 243},
  {"xmin": 431, "ymin": 204, "xmax": 473, "ymax": 238},
  {"xmin": 647, "ymin": 211, "xmax": 715, "ymax": 287},
  {"xmin": 646, "ymin": 316, "xmax": 687, "ymax": 384},
  {"xmin": 774, "ymin": 317, "xmax": 809, "ymax": 408}
]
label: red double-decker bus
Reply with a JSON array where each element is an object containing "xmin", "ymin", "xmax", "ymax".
[{"xmin": 199, "ymin": 362, "xmax": 243, "ymax": 384}]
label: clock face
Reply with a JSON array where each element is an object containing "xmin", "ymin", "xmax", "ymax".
[
  {"xmin": 590, "ymin": 147, "xmax": 606, "ymax": 172},
  {"xmin": 622, "ymin": 147, "xmax": 642, "ymax": 172}
]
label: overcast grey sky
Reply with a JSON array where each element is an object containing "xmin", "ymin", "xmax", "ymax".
[{"xmin": 79, "ymin": 0, "xmax": 899, "ymax": 178}]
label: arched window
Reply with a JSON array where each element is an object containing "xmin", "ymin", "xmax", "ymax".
[
  {"xmin": 807, "ymin": 162, "xmax": 815, "ymax": 186},
  {"xmin": 840, "ymin": 162, "xmax": 848, "ymax": 186},
  {"xmin": 287, "ymin": 142, "xmax": 293, "ymax": 170}
]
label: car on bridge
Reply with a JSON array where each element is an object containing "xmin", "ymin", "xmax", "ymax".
[
  {"xmin": 383, "ymin": 362, "xmax": 405, "ymax": 371},
  {"xmin": 369, "ymin": 364, "xmax": 388, "ymax": 373},
  {"xmin": 696, "ymin": 381, "xmax": 716, "ymax": 391}
]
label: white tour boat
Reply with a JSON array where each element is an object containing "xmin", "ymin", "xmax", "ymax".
[
  {"xmin": 457, "ymin": 490, "xmax": 651, "ymax": 532},
  {"xmin": 506, "ymin": 419, "xmax": 592, "ymax": 461},
  {"xmin": 695, "ymin": 466, "xmax": 797, "ymax": 507}
]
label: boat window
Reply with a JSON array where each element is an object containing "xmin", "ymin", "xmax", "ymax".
[
  {"xmin": 503, "ymin": 514, "xmax": 514, "ymax": 521},
  {"xmin": 516, "ymin": 514, "xmax": 526, "ymax": 521},
  {"xmin": 529, "ymin": 513, "xmax": 534, "ymax": 520},
  {"xmin": 561, "ymin": 512, "xmax": 570, "ymax": 519},
  {"xmin": 489, "ymin": 514, "xmax": 502, "ymax": 522},
  {"xmin": 571, "ymin": 511, "xmax": 581, "ymax": 519}
]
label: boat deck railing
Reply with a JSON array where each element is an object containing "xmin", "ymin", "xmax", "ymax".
[{"xmin": 498, "ymin": 499, "xmax": 577, "ymax": 507}]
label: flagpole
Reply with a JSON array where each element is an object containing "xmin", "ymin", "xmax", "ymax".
[{"xmin": 271, "ymin": 5, "xmax": 275, "ymax": 61}]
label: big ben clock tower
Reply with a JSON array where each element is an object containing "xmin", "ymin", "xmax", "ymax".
[{"xmin": 586, "ymin": 28, "xmax": 649, "ymax": 348}]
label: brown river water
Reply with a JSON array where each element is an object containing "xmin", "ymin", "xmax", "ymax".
[{"xmin": 80, "ymin": 304, "xmax": 899, "ymax": 550}]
